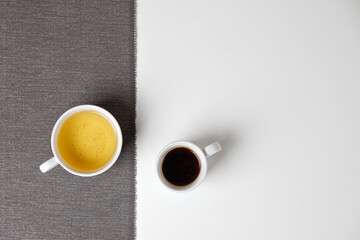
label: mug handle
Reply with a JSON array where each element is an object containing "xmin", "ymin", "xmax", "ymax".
[
  {"xmin": 39, "ymin": 157, "xmax": 59, "ymax": 173},
  {"xmin": 202, "ymin": 141, "xmax": 222, "ymax": 158}
]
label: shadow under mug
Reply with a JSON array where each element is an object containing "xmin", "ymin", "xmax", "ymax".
[
  {"xmin": 39, "ymin": 105, "xmax": 123, "ymax": 177},
  {"xmin": 157, "ymin": 141, "xmax": 222, "ymax": 192}
]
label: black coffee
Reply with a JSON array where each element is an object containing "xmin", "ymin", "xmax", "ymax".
[{"xmin": 162, "ymin": 147, "xmax": 200, "ymax": 186}]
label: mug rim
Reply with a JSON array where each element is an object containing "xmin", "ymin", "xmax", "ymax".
[
  {"xmin": 51, "ymin": 105, "xmax": 123, "ymax": 177},
  {"xmin": 156, "ymin": 141, "xmax": 208, "ymax": 192}
]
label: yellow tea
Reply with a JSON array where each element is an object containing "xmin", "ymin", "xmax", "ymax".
[{"xmin": 57, "ymin": 111, "xmax": 117, "ymax": 172}]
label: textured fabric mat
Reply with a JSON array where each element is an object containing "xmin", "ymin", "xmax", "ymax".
[{"xmin": 0, "ymin": 1, "xmax": 135, "ymax": 239}]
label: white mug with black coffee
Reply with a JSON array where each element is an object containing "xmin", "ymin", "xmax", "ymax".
[{"xmin": 156, "ymin": 141, "xmax": 221, "ymax": 192}]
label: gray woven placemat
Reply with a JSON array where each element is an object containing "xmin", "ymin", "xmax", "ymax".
[{"xmin": 0, "ymin": 1, "xmax": 135, "ymax": 239}]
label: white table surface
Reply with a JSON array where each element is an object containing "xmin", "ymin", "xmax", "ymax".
[{"xmin": 136, "ymin": 1, "xmax": 360, "ymax": 239}]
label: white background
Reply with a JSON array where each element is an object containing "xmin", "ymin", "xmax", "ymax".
[{"xmin": 136, "ymin": 0, "xmax": 360, "ymax": 239}]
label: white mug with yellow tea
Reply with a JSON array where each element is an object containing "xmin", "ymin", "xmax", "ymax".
[{"xmin": 39, "ymin": 105, "xmax": 122, "ymax": 177}]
